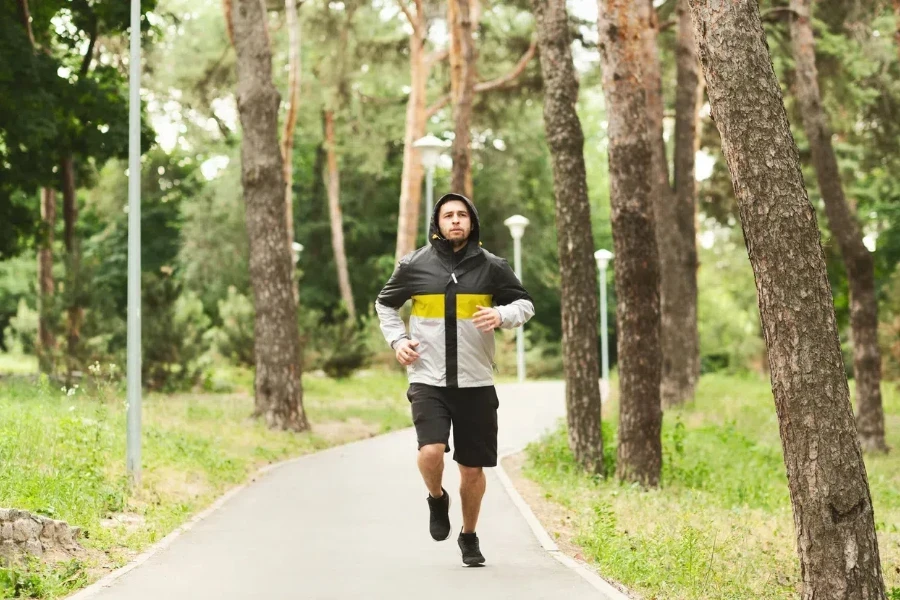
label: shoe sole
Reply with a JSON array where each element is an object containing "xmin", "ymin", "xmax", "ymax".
[{"xmin": 431, "ymin": 494, "xmax": 452, "ymax": 542}]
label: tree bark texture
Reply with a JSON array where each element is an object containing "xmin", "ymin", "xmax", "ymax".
[
  {"xmin": 688, "ymin": 1, "xmax": 886, "ymax": 597},
  {"xmin": 395, "ymin": 0, "xmax": 427, "ymax": 262},
  {"xmin": 449, "ymin": 0, "xmax": 476, "ymax": 198},
  {"xmin": 532, "ymin": 0, "xmax": 604, "ymax": 475},
  {"xmin": 233, "ymin": 0, "xmax": 309, "ymax": 432},
  {"xmin": 323, "ymin": 110, "xmax": 356, "ymax": 320},
  {"xmin": 598, "ymin": 0, "xmax": 663, "ymax": 487},
  {"xmin": 789, "ymin": 0, "xmax": 886, "ymax": 453},
  {"xmin": 281, "ymin": 0, "xmax": 301, "ymax": 250},
  {"xmin": 61, "ymin": 155, "xmax": 82, "ymax": 374},
  {"xmin": 640, "ymin": 0, "xmax": 697, "ymax": 409},
  {"xmin": 38, "ymin": 188, "xmax": 56, "ymax": 374},
  {"xmin": 667, "ymin": 0, "xmax": 702, "ymax": 406}
]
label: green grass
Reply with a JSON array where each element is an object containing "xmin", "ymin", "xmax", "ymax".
[
  {"xmin": 522, "ymin": 373, "xmax": 900, "ymax": 600},
  {"xmin": 0, "ymin": 365, "xmax": 409, "ymax": 598}
]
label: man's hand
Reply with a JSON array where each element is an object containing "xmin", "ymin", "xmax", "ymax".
[
  {"xmin": 474, "ymin": 305, "xmax": 502, "ymax": 332},
  {"xmin": 395, "ymin": 339, "xmax": 421, "ymax": 366}
]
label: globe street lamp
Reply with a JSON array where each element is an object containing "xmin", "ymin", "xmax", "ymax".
[
  {"xmin": 594, "ymin": 249, "xmax": 613, "ymax": 398},
  {"xmin": 504, "ymin": 215, "xmax": 530, "ymax": 383},
  {"xmin": 413, "ymin": 134, "xmax": 449, "ymax": 241}
]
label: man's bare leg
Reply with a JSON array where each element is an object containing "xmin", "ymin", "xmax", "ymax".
[
  {"xmin": 459, "ymin": 465, "xmax": 486, "ymax": 533},
  {"xmin": 418, "ymin": 443, "xmax": 445, "ymax": 497}
]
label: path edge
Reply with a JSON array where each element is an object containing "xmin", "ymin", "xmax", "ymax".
[{"xmin": 494, "ymin": 449, "xmax": 632, "ymax": 600}]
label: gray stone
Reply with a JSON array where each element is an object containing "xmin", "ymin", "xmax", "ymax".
[
  {"xmin": 0, "ymin": 508, "xmax": 10, "ymax": 521},
  {"xmin": 24, "ymin": 539, "xmax": 43, "ymax": 557},
  {"xmin": 12, "ymin": 519, "xmax": 31, "ymax": 542},
  {"xmin": 0, "ymin": 522, "xmax": 12, "ymax": 540}
]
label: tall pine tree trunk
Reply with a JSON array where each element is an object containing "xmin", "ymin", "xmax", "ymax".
[
  {"xmin": 532, "ymin": 0, "xmax": 604, "ymax": 475},
  {"xmin": 61, "ymin": 155, "xmax": 82, "ymax": 377},
  {"xmin": 395, "ymin": 0, "xmax": 427, "ymax": 262},
  {"xmin": 598, "ymin": 0, "xmax": 663, "ymax": 487},
  {"xmin": 323, "ymin": 110, "xmax": 356, "ymax": 320},
  {"xmin": 689, "ymin": 1, "xmax": 886, "ymax": 597},
  {"xmin": 894, "ymin": 0, "xmax": 900, "ymax": 61},
  {"xmin": 640, "ymin": 0, "xmax": 692, "ymax": 409},
  {"xmin": 38, "ymin": 188, "xmax": 56, "ymax": 374},
  {"xmin": 448, "ymin": 0, "xmax": 475, "ymax": 198},
  {"xmin": 669, "ymin": 0, "xmax": 702, "ymax": 405},
  {"xmin": 281, "ymin": 0, "xmax": 301, "ymax": 250},
  {"xmin": 789, "ymin": 0, "xmax": 886, "ymax": 453},
  {"xmin": 233, "ymin": 0, "xmax": 308, "ymax": 432}
]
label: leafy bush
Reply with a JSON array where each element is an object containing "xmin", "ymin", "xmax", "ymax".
[
  {"xmin": 300, "ymin": 307, "xmax": 370, "ymax": 379},
  {"xmin": 204, "ymin": 286, "xmax": 255, "ymax": 367}
]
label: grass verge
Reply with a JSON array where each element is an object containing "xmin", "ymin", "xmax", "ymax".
[
  {"xmin": 518, "ymin": 373, "xmax": 900, "ymax": 599},
  {"xmin": 0, "ymin": 364, "xmax": 409, "ymax": 598}
]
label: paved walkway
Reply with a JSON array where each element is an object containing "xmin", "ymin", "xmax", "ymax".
[{"xmin": 76, "ymin": 382, "xmax": 615, "ymax": 600}]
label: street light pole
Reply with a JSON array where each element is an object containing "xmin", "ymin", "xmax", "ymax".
[
  {"xmin": 413, "ymin": 134, "xmax": 448, "ymax": 243},
  {"xmin": 126, "ymin": 0, "xmax": 142, "ymax": 487},
  {"xmin": 594, "ymin": 249, "xmax": 613, "ymax": 398},
  {"xmin": 504, "ymin": 215, "xmax": 530, "ymax": 383}
]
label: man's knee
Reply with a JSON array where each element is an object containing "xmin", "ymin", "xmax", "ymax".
[
  {"xmin": 418, "ymin": 443, "xmax": 445, "ymax": 466},
  {"xmin": 459, "ymin": 465, "xmax": 483, "ymax": 482}
]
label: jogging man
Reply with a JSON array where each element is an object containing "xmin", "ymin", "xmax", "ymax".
[{"xmin": 375, "ymin": 192, "xmax": 535, "ymax": 567}]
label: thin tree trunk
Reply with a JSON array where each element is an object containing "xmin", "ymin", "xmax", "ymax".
[
  {"xmin": 661, "ymin": 0, "xmax": 702, "ymax": 407},
  {"xmin": 688, "ymin": 1, "xmax": 886, "ymax": 597},
  {"xmin": 894, "ymin": 0, "xmax": 900, "ymax": 61},
  {"xmin": 597, "ymin": 0, "xmax": 663, "ymax": 487},
  {"xmin": 15, "ymin": 0, "xmax": 35, "ymax": 47},
  {"xmin": 395, "ymin": 0, "xmax": 427, "ymax": 262},
  {"xmin": 789, "ymin": 0, "xmax": 886, "ymax": 453},
  {"xmin": 21, "ymin": 0, "xmax": 53, "ymax": 373},
  {"xmin": 38, "ymin": 188, "xmax": 56, "ymax": 374},
  {"xmin": 60, "ymin": 155, "xmax": 82, "ymax": 376},
  {"xmin": 640, "ymin": 0, "xmax": 689, "ymax": 409},
  {"xmin": 323, "ymin": 110, "xmax": 356, "ymax": 320},
  {"xmin": 281, "ymin": 0, "xmax": 301, "ymax": 250},
  {"xmin": 449, "ymin": 0, "xmax": 476, "ymax": 198},
  {"xmin": 532, "ymin": 0, "xmax": 604, "ymax": 475},
  {"xmin": 232, "ymin": 0, "xmax": 308, "ymax": 432}
]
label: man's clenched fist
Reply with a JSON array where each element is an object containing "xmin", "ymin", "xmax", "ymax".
[{"xmin": 395, "ymin": 339, "xmax": 421, "ymax": 366}]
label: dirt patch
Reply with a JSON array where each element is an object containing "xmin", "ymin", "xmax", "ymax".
[
  {"xmin": 312, "ymin": 418, "xmax": 381, "ymax": 445},
  {"xmin": 500, "ymin": 453, "xmax": 638, "ymax": 599}
]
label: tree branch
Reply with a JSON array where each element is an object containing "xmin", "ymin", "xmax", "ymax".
[
  {"xmin": 79, "ymin": 18, "xmax": 98, "ymax": 77},
  {"xmin": 16, "ymin": 0, "xmax": 36, "ymax": 47},
  {"xmin": 473, "ymin": 37, "xmax": 537, "ymax": 93},
  {"xmin": 397, "ymin": 0, "xmax": 417, "ymax": 31},
  {"xmin": 659, "ymin": 18, "xmax": 676, "ymax": 32},
  {"xmin": 426, "ymin": 47, "xmax": 449, "ymax": 67},
  {"xmin": 761, "ymin": 6, "xmax": 799, "ymax": 23},
  {"xmin": 425, "ymin": 37, "xmax": 537, "ymax": 119}
]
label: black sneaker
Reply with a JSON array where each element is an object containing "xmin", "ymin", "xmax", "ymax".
[
  {"xmin": 458, "ymin": 532, "xmax": 485, "ymax": 566},
  {"xmin": 426, "ymin": 488, "xmax": 451, "ymax": 541}
]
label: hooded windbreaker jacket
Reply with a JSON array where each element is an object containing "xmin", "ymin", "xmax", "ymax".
[{"xmin": 375, "ymin": 193, "xmax": 535, "ymax": 388}]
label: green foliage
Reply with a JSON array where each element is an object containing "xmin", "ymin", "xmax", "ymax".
[
  {"xmin": 142, "ymin": 273, "xmax": 211, "ymax": 391},
  {"xmin": 697, "ymin": 223, "xmax": 765, "ymax": 374},
  {"xmin": 523, "ymin": 374, "xmax": 900, "ymax": 598},
  {"xmin": 204, "ymin": 287, "xmax": 256, "ymax": 367}
]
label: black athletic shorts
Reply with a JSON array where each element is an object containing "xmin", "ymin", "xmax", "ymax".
[{"xmin": 406, "ymin": 383, "xmax": 499, "ymax": 468}]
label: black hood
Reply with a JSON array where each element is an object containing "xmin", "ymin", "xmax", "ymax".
[{"xmin": 429, "ymin": 193, "xmax": 481, "ymax": 253}]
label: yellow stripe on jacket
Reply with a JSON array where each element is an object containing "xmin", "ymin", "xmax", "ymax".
[{"xmin": 410, "ymin": 294, "xmax": 493, "ymax": 320}]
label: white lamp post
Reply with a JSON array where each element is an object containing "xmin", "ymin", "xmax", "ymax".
[
  {"xmin": 594, "ymin": 249, "xmax": 613, "ymax": 398},
  {"xmin": 126, "ymin": 0, "xmax": 142, "ymax": 487},
  {"xmin": 504, "ymin": 215, "xmax": 530, "ymax": 383},
  {"xmin": 413, "ymin": 134, "xmax": 448, "ymax": 241}
]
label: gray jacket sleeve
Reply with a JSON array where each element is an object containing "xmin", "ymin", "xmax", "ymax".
[
  {"xmin": 492, "ymin": 259, "xmax": 535, "ymax": 329},
  {"xmin": 375, "ymin": 259, "xmax": 412, "ymax": 348}
]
